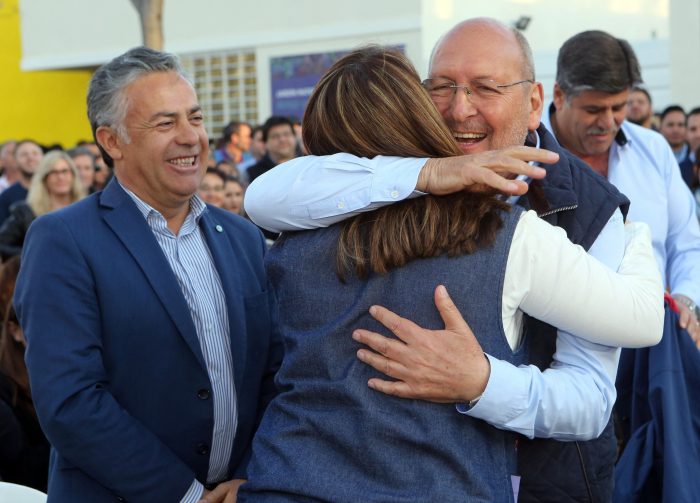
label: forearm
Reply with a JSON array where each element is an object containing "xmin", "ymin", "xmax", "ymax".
[
  {"xmin": 513, "ymin": 213, "xmax": 664, "ymax": 348},
  {"xmin": 244, "ymin": 154, "xmax": 425, "ymax": 232}
]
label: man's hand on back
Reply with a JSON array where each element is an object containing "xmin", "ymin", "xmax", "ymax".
[{"xmin": 352, "ymin": 285, "xmax": 490, "ymax": 403}]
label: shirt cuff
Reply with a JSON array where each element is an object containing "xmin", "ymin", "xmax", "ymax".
[
  {"xmin": 180, "ymin": 479, "xmax": 204, "ymax": 503},
  {"xmin": 370, "ymin": 156, "xmax": 427, "ymax": 202},
  {"xmin": 455, "ymin": 354, "xmax": 528, "ymax": 424}
]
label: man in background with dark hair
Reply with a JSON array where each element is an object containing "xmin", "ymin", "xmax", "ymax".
[
  {"xmin": 626, "ymin": 86, "xmax": 654, "ymax": 129},
  {"xmin": 545, "ymin": 31, "xmax": 700, "ymax": 336},
  {"xmin": 214, "ymin": 121, "xmax": 253, "ymax": 170},
  {"xmin": 543, "ymin": 32, "xmax": 700, "ymax": 498},
  {"xmin": 0, "ymin": 140, "xmax": 43, "ymax": 226},
  {"xmin": 659, "ymin": 104, "xmax": 694, "ymax": 186},
  {"xmin": 246, "ymin": 116, "xmax": 297, "ymax": 183}
]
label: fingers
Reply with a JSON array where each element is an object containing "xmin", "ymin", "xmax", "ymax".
[
  {"xmin": 678, "ymin": 308, "xmax": 691, "ymax": 329},
  {"xmin": 366, "ymin": 305, "xmax": 421, "ymax": 344},
  {"xmin": 366, "ymin": 377, "xmax": 416, "ymax": 398},
  {"xmin": 434, "ymin": 285, "xmax": 469, "ymax": 332},
  {"xmin": 355, "ymin": 344, "xmax": 408, "ymax": 380},
  {"xmin": 502, "ymin": 146, "xmax": 560, "ymax": 165}
]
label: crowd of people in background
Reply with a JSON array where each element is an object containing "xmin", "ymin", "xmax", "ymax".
[{"xmin": 625, "ymin": 88, "xmax": 700, "ymax": 214}]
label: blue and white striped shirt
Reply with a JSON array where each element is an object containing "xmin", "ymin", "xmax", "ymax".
[{"xmin": 120, "ymin": 182, "xmax": 236, "ymax": 502}]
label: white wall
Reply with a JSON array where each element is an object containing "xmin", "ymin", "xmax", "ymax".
[
  {"xmin": 670, "ymin": 0, "xmax": 700, "ymax": 109},
  {"xmin": 20, "ymin": 0, "xmax": 696, "ymax": 110},
  {"xmin": 20, "ymin": 0, "xmax": 420, "ymax": 69}
]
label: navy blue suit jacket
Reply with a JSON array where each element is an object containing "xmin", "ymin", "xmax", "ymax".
[{"xmin": 15, "ymin": 180, "xmax": 282, "ymax": 502}]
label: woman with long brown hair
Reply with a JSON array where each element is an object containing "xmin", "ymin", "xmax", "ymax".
[{"xmin": 237, "ymin": 46, "xmax": 661, "ymax": 502}]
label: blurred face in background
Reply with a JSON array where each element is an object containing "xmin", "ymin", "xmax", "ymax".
[
  {"xmin": 0, "ymin": 141, "xmax": 17, "ymax": 172},
  {"xmin": 687, "ymin": 113, "xmax": 700, "ymax": 152},
  {"xmin": 44, "ymin": 158, "xmax": 76, "ymax": 197},
  {"xmin": 266, "ymin": 124, "xmax": 297, "ymax": 162},
  {"xmin": 222, "ymin": 179, "xmax": 244, "ymax": 214},
  {"xmin": 251, "ymin": 129, "xmax": 266, "ymax": 160},
  {"xmin": 234, "ymin": 124, "xmax": 252, "ymax": 152},
  {"xmin": 15, "ymin": 141, "xmax": 43, "ymax": 178},
  {"xmin": 625, "ymin": 90, "xmax": 652, "ymax": 126},
  {"xmin": 199, "ymin": 171, "xmax": 225, "ymax": 207},
  {"xmin": 660, "ymin": 110, "xmax": 687, "ymax": 150},
  {"xmin": 72, "ymin": 154, "xmax": 96, "ymax": 189}
]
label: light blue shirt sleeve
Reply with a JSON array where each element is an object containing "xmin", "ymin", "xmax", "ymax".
[
  {"xmin": 662, "ymin": 146, "xmax": 700, "ymax": 305},
  {"xmin": 457, "ymin": 209, "xmax": 625, "ymax": 440},
  {"xmin": 244, "ymin": 154, "xmax": 426, "ymax": 232}
]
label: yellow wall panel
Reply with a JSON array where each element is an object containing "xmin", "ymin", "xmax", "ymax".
[{"xmin": 0, "ymin": 0, "xmax": 93, "ymax": 147}]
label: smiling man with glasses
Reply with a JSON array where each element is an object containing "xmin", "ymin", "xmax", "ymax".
[{"xmin": 245, "ymin": 18, "xmax": 655, "ymax": 502}]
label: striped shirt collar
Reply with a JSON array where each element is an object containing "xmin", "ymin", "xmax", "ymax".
[{"xmin": 117, "ymin": 179, "xmax": 208, "ymax": 226}]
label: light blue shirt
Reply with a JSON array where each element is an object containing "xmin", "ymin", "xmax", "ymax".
[
  {"xmin": 120, "ymin": 183, "xmax": 237, "ymax": 503},
  {"xmin": 541, "ymin": 113, "xmax": 700, "ymax": 304},
  {"xmin": 244, "ymin": 142, "xmax": 625, "ymax": 440}
]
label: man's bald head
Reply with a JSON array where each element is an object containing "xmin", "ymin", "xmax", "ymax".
[{"xmin": 429, "ymin": 18, "xmax": 534, "ymax": 81}]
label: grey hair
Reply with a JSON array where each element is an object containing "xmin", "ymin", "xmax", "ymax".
[
  {"xmin": 511, "ymin": 27, "xmax": 535, "ymax": 81},
  {"xmin": 87, "ymin": 46, "xmax": 189, "ymax": 167},
  {"xmin": 556, "ymin": 30, "xmax": 642, "ymax": 100}
]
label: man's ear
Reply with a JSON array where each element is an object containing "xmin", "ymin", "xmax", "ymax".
[
  {"xmin": 528, "ymin": 81, "xmax": 545, "ymax": 131},
  {"xmin": 95, "ymin": 126, "xmax": 124, "ymax": 163},
  {"xmin": 552, "ymin": 83, "xmax": 566, "ymax": 111}
]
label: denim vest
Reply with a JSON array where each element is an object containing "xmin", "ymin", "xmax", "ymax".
[{"xmin": 240, "ymin": 206, "xmax": 524, "ymax": 503}]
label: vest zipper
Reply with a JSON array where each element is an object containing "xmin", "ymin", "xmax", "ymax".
[{"xmin": 537, "ymin": 204, "xmax": 578, "ymax": 218}]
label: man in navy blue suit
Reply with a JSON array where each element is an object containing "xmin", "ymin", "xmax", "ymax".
[{"xmin": 14, "ymin": 47, "xmax": 282, "ymax": 502}]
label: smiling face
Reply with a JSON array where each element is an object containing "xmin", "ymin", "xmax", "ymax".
[
  {"xmin": 552, "ymin": 87, "xmax": 628, "ymax": 159},
  {"xmin": 97, "ymin": 71, "xmax": 208, "ymax": 217},
  {"xmin": 428, "ymin": 19, "xmax": 542, "ymax": 154}
]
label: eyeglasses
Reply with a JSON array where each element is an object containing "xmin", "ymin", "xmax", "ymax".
[
  {"xmin": 422, "ymin": 78, "xmax": 534, "ymax": 104},
  {"xmin": 45, "ymin": 168, "xmax": 73, "ymax": 178}
]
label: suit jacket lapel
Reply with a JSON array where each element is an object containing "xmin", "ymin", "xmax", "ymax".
[
  {"xmin": 99, "ymin": 181, "xmax": 206, "ymax": 369},
  {"xmin": 200, "ymin": 211, "xmax": 247, "ymax": 387}
]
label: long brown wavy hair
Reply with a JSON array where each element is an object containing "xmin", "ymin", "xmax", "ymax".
[{"xmin": 302, "ymin": 46, "xmax": 508, "ymax": 279}]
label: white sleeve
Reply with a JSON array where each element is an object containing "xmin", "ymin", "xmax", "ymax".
[
  {"xmin": 244, "ymin": 154, "xmax": 426, "ymax": 232},
  {"xmin": 506, "ymin": 210, "xmax": 664, "ymax": 348}
]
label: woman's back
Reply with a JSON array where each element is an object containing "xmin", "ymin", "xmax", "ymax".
[{"xmin": 240, "ymin": 207, "xmax": 523, "ymax": 503}]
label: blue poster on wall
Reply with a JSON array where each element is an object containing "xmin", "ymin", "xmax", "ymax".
[{"xmin": 270, "ymin": 45, "xmax": 405, "ymax": 121}]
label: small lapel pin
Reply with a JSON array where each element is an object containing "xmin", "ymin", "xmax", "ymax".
[{"xmin": 215, "ymin": 224, "xmax": 223, "ymax": 233}]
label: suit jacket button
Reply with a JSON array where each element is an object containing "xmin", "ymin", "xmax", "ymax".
[
  {"xmin": 197, "ymin": 389, "xmax": 210, "ymax": 400},
  {"xmin": 197, "ymin": 443, "xmax": 210, "ymax": 455}
]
